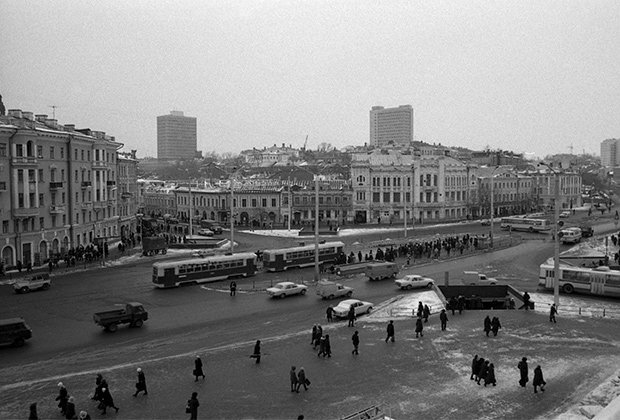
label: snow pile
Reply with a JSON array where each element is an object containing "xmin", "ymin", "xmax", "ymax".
[
  {"xmin": 530, "ymin": 293, "xmax": 620, "ymax": 320},
  {"xmin": 363, "ymin": 290, "xmax": 445, "ymax": 323},
  {"xmin": 555, "ymin": 370, "xmax": 620, "ymax": 420}
]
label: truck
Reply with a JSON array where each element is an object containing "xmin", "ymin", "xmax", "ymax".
[
  {"xmin": 316, "ymin": 280, "xmax": 354, "ymax": 299},
  {"xmin": 365, "ymin": 262, "xmax": 399, "ymax": 281},
  {"xmin": 463, "ymin": 271, "xmax": 498, "ymax": 286},
  {"xmin": 200, "ymin": 219, "xmax": 223, "ymax": 235},
  {"xmin": 142, "ymin": 236, "xmax": 167, "ymax": 256},
  {"xmin": 0, "ymin": 317, "xmax": 32, "ymax": 347},
  {"xmin": 93, "ymin": 302, "xmax": 148, "ymax": 332},
  {"xmin": 13, "ymin": 273, "xmax": 51, "ymax": 294}
]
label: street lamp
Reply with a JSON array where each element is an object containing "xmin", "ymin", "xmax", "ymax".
[
  {"xmin": 539, "ymin": 162, "xmax": 560, "ymax": 308},
  {"xmin": 489, "ymin": 166, "xmax": 501, "ymax": 248}
]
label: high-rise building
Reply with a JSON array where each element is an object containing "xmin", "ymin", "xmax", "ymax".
[
  {"xmin": 601, "ymin": 138, "xmax": 620, "ymax": 167},
  {"xmin": 369, "ymin": 105, "xmax": 413, "ymax": 148},
  {"xmin": 157, "ymin": 111, "xmax": 197, "ymax": 160}
]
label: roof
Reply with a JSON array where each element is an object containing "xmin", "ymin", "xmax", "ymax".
[
  {"xmin": 153, "ymin": 252, "xmax": 257, "ymax": 268},
  {"xmin": 0, "ymin": 317, "xmax": 27, "ymax": 326}
]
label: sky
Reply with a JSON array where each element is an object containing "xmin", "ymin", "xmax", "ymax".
[{"xmin": 2, "ymin": 0, "xmax": 620, "ymax": 159}]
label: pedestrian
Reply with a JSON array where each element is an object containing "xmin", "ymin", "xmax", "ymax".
[
  {"xmin": 533, "ymin": 365, "xmax": 546, "ymax": 393},
  {"xmin": 92, "ymin": 374, "xmax": 103, "ymax": 400},
  {"xmin": 133, "ymin": 368, "xmax": 147, "ymax": 396},
  {"xmin": 194, "ymin": 356, "xmax": 205, "ymax": 381},
  {"xmin": 65, "ymin": 396, "xmax": 77, "ymax": 419},
  {"xmin": 477, "ymin": 360, "xmax": 489, "ymax": 385},
  {"xmin": 474, "ymin": 357, "xmax": 485, "ymax": 382},
  {"xmin": 311, "ymin": 325, "xmax": 318, "ymax": 346},
  {"xmin": 296, "ymin": 367, "xmax": 309, "ymax": 392},
  {"xmin": 484, "ymin": 315, "xmax": 492, "ymax": 337},
  {"xmin": 439, "ymin": 309, "xmax": 448, "ymax": 331},
  {"xmin": 520, "ymin": 292, "xmax": 531, "ymax": 310},
  {"xmin": 491, "ymin": 317, "xmax": 502, "ymax": 336},
  {"xmin": 186, "ymin": 392, "xmax": 199, "ymax": 420},
  {"xmin": 313, "ymin": 325, "xmax": 323, "ymax": 349},
  {"xmin": 415, "ymin": 316, "xmax": 424, "ymax": 338},
  {"xmin": 549, "ymin": 304, "xmax": 557, "ymax": 323},
  {"xmin": 324, "ymin": 334, "xmax": 332, "ymax": 357},
  {"xmin": 518, "ymin": 357, "xmax": 529, "ymax": 387},
  {"xmin": 230, "ymin": 281, "xmax": 237, "ymax": 296},
  {"xmin": 98, "ymin": 387, "xmax": 119, "ymax": 414},
  {"xmin": 351, "ymin": 330, "xmax": 360, "ymax": 355},
  {"xmin": 458, "ymin": 295, "xmax": 465, "ymax": 314},
  {"xmin": 417, "ymin": 301, "xmax": 423, "ymax": 318},
  {"xmin": 423, "ymin": 304, "xmax": 431, "ymax": 323},
  {"xmin": 290, "ymin": 366, "xmax": 298, "ymax": 392},
  {"xmin": 449, "ymin": 297, "xmax": 457, "ymax": 315},
  {"xmin": 250, "ymin": 340, "xmax": 261, "ymax": 364},
  {"xmin": 78, "ymin": 410, "xmax": 91, "ymax": 420},
  {"xmin": 484, "ymin": 363, "xmax": 497, "ymax": 387},
  {"xmin": 28, "ymin": 402, "xmax": 38, "ymax": 420},
  {"xmin": 326, "ymin": 305, "xmax": 334, "ymax": 323},
  {"xmin": 470, "ymin": 355, "xmax": 479, "ymax": 380},
  {"xmin": 347, "ymin": 305, "xmax": 356, "ymax": 327},
  {"xmin": 56, "ymin": 382, "xmax": 68, "ymax": 415},
  {"xmin": 385, "ymin": 320, "xmax": 395, "ymax": 343}
]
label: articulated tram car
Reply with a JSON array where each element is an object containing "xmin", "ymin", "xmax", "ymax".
[
  {"xmin": 262, "ymin": 241, "xmax": 345, "ymax": 272},
  {"xmin": 153, "ymin": 253, "xmax": 258, "ymax": 288}
]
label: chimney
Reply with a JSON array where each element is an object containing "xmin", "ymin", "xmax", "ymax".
[
  {"xmin": 35, "ymin": 114, "xmax": 48, "ymax": 122},
  {"xmin": 7, "ymin": 109, "xmax": 22, "ymax": 118},
  {"xmin": 22, "ymin": 111, "xmax": 34, "ymax": 120},
  {"xmin": 64, "ymin": 124, "xmax": 75, "ymax": 132},
  {"xmin": 45, "ymin": 118, "xmax": 58, "ymax": 128}
]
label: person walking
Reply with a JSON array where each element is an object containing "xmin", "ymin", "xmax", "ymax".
[
  {"xmin": 416, "ymin": 302, "xmax": 424, "ymax": 318},
  {"xmin": 99, "ymin": 387, "xmax": 119, "ymax": 414},
  {"xmin": 473, "ymin": 357, "xmax": 485, "ymax": 382},
  {"xmin": 484, "ymin": 363, "xmax": 497, "ymax": 387},
  {"xmin": 56, "ymin": 382, "xmax": 69, "ymax": 415},
  {"xmin": 91, "ymin": 374, "xmax": 104, "ymax": 401},
  {"xmin": 533, "ymin": 365, "xmax": 546, "ymax": 393},
  {"xmin": 296, "ymin": 367, "xmax": 309, "ymax": 392},
  {"xmin": 186, "ymin": 392, "xmax": 199, "ymax": 420},
  {"xmin": 491, "ymin": 317, "xmax": 502, "ymax": 336},
  {"xmin": 324, "ymin": 334, "xmax": 332, "ymax": 358},
  {"xmin": 549, "ymin": 304, "xmax": 557, "ymax": 323},
  {"xmin": 194, "ymin": 356, "xmax": 205, "ymax": 381},
  {"xmin": 483, "ymin": 315, "xmax": 492, "ymax": 337},
  {"xmin": 229, "ymin": 281, "xmax": 237, "ymax": 296},
  {"xmin": 439, "ymin": 309, "xmax": 448, "ymax": 331},
  {"xmin": 133, "ymin": 368, "xmax": 148, "ymax": 396},
  {"xmin": 347, "ymin": 305, "xmax": 356, "ymax": 327},
  {"xmin": 250, "ymin": 340, "xmax": 261, "ymax": 364},
  {"xmin": 351, "ymin": 330, "xmax": 360, "ymax": 355},
  {"xmin": 476, "ymin": 360, "xmax": 489, "ymax": 385},
  {"xmin": 470, "ymin": 355, "xmax": 479, "ymax": 380},
  {"xmin": 311, "ymin": 325, "xmax": 318, "ymax": 346},
  {"xmin": 449, "ymin": 297, "xmax": 457, "ymax": 315},
  {"xmin": 317, "ymin": 335, "xmax": 327, "ymax": 357},
  {"xmin": 326, "ymin": 305, "xmax": 334, "ymax": 323},
  {"xmin": 423, "ymin": 305, "xmax": 431, "ymax": 323},
  {"xmin": 520, "ymin": 292, "xmax": 531, "ymax": 310},
  {"xmin": 385, "ymin": 320, "xmax": 395, "ymax": 343},
  {"xmin": 290, "ymin": 366, "xmax": 298, "ymax": 392},
  {"xmin": 415, "ymin": 316, "xmax": 424, "ymax": 338},
  {"xmin": 29, "ymin": 402, "xmax": 38, "ymax": 420},
  {"xmin": 518, "ymin": 357, "xmax": 529, "ymax": 387},
  {"xmin": 65, "ymin": 396, "xmax": 77, "ymax": 419}
]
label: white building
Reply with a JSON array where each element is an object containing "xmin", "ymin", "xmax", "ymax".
[{"xmin": 369, "ymin": 105, "xmax": 413, "ymax": 148}]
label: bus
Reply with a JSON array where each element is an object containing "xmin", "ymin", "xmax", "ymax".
[
  {"xmin": 539, "ymin": 260, "xmax": 620, "ymax": 297},
  {"xmin": 262, "ymin": 241, "xmax": 345, "ymax": 272},
  {"xmin": 500, "ymin": 217, "xmax": 550, "ymax": 232},
  {"xmin": 152, "ymin": 253, "xmax": 257, "ymax": 288}
]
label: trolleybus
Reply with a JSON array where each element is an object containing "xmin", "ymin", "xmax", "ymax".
[
  {"xmin": 539, "ymin": 259, "xmax": 620, "ymax": 297},
  {"xmin": 500, "ymin": 217, "xmax": 550, "ymax": 232},
  {"xmin": 152, "ymin": 252, "xmax": 257, "ymax": 288},
  {"xmin": 262, "ymin": 241, "xmax": 345, "ymax": 272}
]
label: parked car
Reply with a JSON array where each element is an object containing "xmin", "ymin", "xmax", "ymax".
[
  {"xmin": 462, "ymin": 271, "xmax": 498, "ymax": 285},
  {"xmin": 0, "ymin": 317, "xmax": 32, "ymax": 347},
  {"xmin": 560, "ymin": 227, "xmax": 582, "ymax": 244},
  {"xmin": 93, "ymin": 302, "xmax": 148, "ymax": 332},
  {"xmin": 395, "ymin": 274, "xmax": 435, "ymax": 290},
  {"xmin": 13, "ymin": 274, "xmax": 51, "ymax": 294},
  {"xmin": 480, "ymin": 219, "xmax": 491, "ymax": 226},
  {"xmin": 316, "ymin": 280, "xmax": 353, "ymax": 299},
  {"xmin": 332, "ymin": 299, "xmax": 373, "ymax": 318},
  {"xmin": 197, "ymin": 228, "xmax": 214, "ymax": 237},
  {"xmin": 266, "ymin": 282, "xmax": 308, "ymax": 298},
  {"xmin": 580, "ymin": 225, "xmax": 594, "ymax": 238},
  {"xmin": 559, "ymin": 210, "xmax": 571, "ymax": 218}
]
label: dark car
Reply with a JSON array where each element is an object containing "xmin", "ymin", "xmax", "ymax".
[{"xmin": 579, "ymin": 225, "xmax": 594, "ymax": 238}]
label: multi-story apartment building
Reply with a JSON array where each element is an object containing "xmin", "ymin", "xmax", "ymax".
[
  {"xmin": 0, "ymin": 109, "xmax": 122, "ymax": 268},
  {"xmin": 282, "ymin": 180, "xmax": 352, "ymax": 227},
  {"xmin": 531, "ymin": 170, "xmax": 582, "ymax": 211},
  {"xmin": 470, "ymin": 166, "xmax": 535, "ymax": 218},
  {"xmin": 369, "ymin": 105, "xmax": 413, "ymax": 148},
  {"xmin": 600, "ymin": 138, "xmax": 620, "ymax": 168},
  {"xmin": 157, "ymin": 111, "xmax": 197, "ymax": 161},
  {"xmin": 117, "ymin": 150, "xmax": 139, "ymax": 238},
  {"xmin": 241, "ymin": 143, "xmax": 299, "ymax": 167}
]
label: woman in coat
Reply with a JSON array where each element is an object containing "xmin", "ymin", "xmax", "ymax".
[
  {"xmin": 99, "ymin": 388, "xmax": 119, "ymax": 414},
  {"xmin": 483, "ymin": 315, "xmax": 492, "ymax": 337},
  {"xmin": 415, "ymin": 317, "xmax": 424, "ymax": 338},
  {"xmin": 484, "ymin": 363, "xmax": 497, "ymax": 387},
  {"xmin": 65, "ymin": 396, "xmax": 77, "ymax": 419},
  {"xmin": 470, "ymin": 355, "xmax": 479, "ymax": 380},
  {"xmin": 187, "ymin": 392, "xmax": 200, "ymax": 420},
  {"xmin": 134, "ymin": 368, "xmax": 148, "ymax": 396},
  {"xmin": 92, "ymin": 374, "xmax": 104, "ymax": 401},
  {"xmin": 56, "ymin": 382, "xmax": 68, "ymax": 415},
  {"xmin": 296, "ymin": 367, "xmax": 309, "ymax": 392},
  {"xmin": 533, "ymin": 365, "xmax": 546, "ymax": 393},
  {"xmin": 194, "ymin": 356, "xmax": 205, "ymax": 381}
]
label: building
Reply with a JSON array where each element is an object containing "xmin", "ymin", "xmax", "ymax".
[
  {"xmin": 470, "ymin": 166, "xmax": 535, "ymax": 219},
  {"xmin": 240, "ymin": 143, "xmax": 299, "ymax": 167},
  {"xmin": 600, "ymin": 138, "xmax": 620, "ymax": 168},
  {"xmin": 369, "ymin": 105, "xmax": 413, "ymax": 148},
  {"xmin": 157, "ymin": 111, "xmax": 197, "ymax": 160},
  {"xmin": 530, "ymin": 169, "xmax": 582, "ymax": 211},
  {"xmin": 0, "ymin": 109, "xmax": 122, "ymax": 268},
  {"xmin": 117, "ymin": 150, "xmax": 139, "ymax": 239}
]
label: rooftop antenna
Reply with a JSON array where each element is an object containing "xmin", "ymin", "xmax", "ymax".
[
  {"xmin": 568, "ymin": 143, "xmax": 574, "ymax": 154},
  {"xmin": 48, "ymin": 105, "xmax": 60, "ymax": 120}
]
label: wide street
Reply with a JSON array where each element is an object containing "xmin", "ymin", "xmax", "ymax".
[{"xmin": 1, "ymin": 213, "xmax": 620, "ymax": 419}]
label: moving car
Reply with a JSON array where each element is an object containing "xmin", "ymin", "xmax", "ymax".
[
  {"xmin": 365, "ymin": 262, "xmax": 399, "ymax": 281},
  {"xmin": 463, "ymin": 271, "xmax": 498, "ymax": 285},
  {"xmin": 13, "ymin": 274, "xmax": 51, "ymax": 294},
  {"xmin": 395, "ymin": 274, "xmax": 435, "ymax": 290},
  {"xmin": 559, "ymin": 210, "xmax": 571, "ymax": 218},
  {"xmin": 0, "ymin": 317, "xmax": 32, "ymax": 347},
  {"xmin": 266, "ymin": 282, "xmax": 308, "ymax": 298},
  {"xmin": 480, "ymin": 219, "xmax": 491, "ymax": 226},
  {"xmin": 316, "ymin": 280, "xmax": 353, "ymax": 299},
  {"xmin": 579, "ymin": 225, "xmax": 594, "ymax": 238},
  {"xmin": 560, "ymin": 227, "xmax": 582, "ymax": 244},
  {"xmin": 93, "ymin": 302, "xmax": 148, "ymax": 332},
  {"xmin": 197, "ymin": 228, "xmax": 214, "ymax": 236},
  {"xmin": 332, "ymin": 299, "xmax": 373, "ymax": 318}
]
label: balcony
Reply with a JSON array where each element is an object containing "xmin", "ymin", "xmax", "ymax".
[
  {"xmin": 11, "ymin": 156, "xmax": 38, "ymax": 166},
  {"xmin": 49, "ymin": 182, "xmax": 64, "ymax": 190},
  {"xmin": 121, "ymin": 191, "xmax": 133, "ymax": 199},
  {"xmin": 49, "ymin": 205, "xmax": 66, "ymax": 214},
  {"xmin": 81, "ymin": 181, "xmax": 92, "ymax": 188},
  {"xmin": 106, "ymin": 180, "xmax": 116, "ymax": 189},
  {"xmin": 92, "ymin": 160, "xmax": 108, "ymax": 170},
  {"xmin": 81, "ymin": 202, "xmax": 93, "ymax": 210},
  {"xmin": 13, "ymin": 207, "xmax": 39, "ymax": 217},
  {"xmin": 93, "ymin": 201, "xmax": 108, "ymax": 209},
  {"xmin": 107, "ymin": 198, "xmax": 116, "ymax": 204}
]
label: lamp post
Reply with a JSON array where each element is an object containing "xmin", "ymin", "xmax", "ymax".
[
  {"xmin": 287, "ymin": 176, "xmax": 292, "ymax": 231},
  {"xmin": 489, "ymin": 166, "xmax": 500, "ymax": 248},
  {"xmin": 230, "ymin": 177, "xmax": 235, "ymax": 253},
  {"xmin": 539, "ymin": 162, "xmax": 560, "ymax": 308},
  {"xmin": 313, "ymin": 174, "xmax": 320, "ymax": 283}
]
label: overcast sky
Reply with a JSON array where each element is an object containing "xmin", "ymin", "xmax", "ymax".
[{"xmin": 2, "ymin": 1, "xmax": 619, "ymax": 159}]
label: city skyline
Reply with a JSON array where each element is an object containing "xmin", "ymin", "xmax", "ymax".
[{"xmin": 2, "ymin": 1, "xmax": 619, "ymax": 158}]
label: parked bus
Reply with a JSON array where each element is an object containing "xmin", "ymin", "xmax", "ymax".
[
  {"xmin": 262, "ymin": 241, "xmax": 345, "ymax": 272},
  {"xmin": 539, "ymin": 260, "xmax": 620, "ymax": 297},
  {"xmin": 152, "ymin": 252, "xmax": 257, "ymax": 288},
  {"xmin": 500, "ymin": 217, "xmax": 550, "ymax": 232}
]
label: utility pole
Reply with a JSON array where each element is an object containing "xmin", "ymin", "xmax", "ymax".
[
  {"xmin": 48, "ymin": 105, "xmax": 59, "ymax": 120},
  {"xmin": 314, "ymin": 175, "xmax": 320, "ymax": 282}
]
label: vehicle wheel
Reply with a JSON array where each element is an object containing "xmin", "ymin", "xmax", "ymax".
[
  {"xmin": 406, "ymin": 285, "xmax": 413, "ymax": 290},
  {"xmin": 42, "ymin": 283, "xmax": 50, "ymax": 290},
  {"xmin": 20, "ymin": 286, "xmax": 29, "ymax": 293},
  {"xmin": 427, "ymin": 283, "xmax": 433, "ymax": 289},
  {"xmin": 300, "ymin": 289, "xmax": 307, "ymax": 295},
  {"xmin": 328, "ymin": 294, "xmax": 335, "ymax": 300},
  {"xmin": 562, "ymin": 283, "xmax": 574, "ymax": 294},
  {"xmin": 367, "ymin": 307, "xmax": 373, "ymax": 314},
  {"xmin": 107, "ymin": 324, "xmax": 118, "ymax": 333},
  {"xmin": 162, "ymin": 249, "xmax": 167, "ymax": 255},
  {"xmin": 13, "ymin": 337, "xmax": 25, "ymax": 347},
  {"xmin": 345, "ymin": 291, "xmax": 353, "ymax": 297},
  {"xmin": 280, "ymin": 294, "xmax": 286, "ymax": 299},
  {"xmin": 134, "ymin": 319, "xmax": 144, "ymax": 328},
  {"xmin": 529, "ymin": 227, "xmax": 534, "ymax": 232}
]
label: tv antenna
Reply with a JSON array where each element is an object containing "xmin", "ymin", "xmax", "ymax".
[{"xmin": 48, "ymin": 105, "xmax": 60, "ymax": 120}]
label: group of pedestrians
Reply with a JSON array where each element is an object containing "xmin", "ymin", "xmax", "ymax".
[
  {"xmin": 483, "ymin": 315, "xmax": 502, "ymax": 337},
  {"xmin": 518, "ymin": 357, "xmax": 547, "ymax": 393},
  {"xmin": 289, "ymin": 366, "xmax": 310, "ymax": 393},
  {"xmin": 470, "ymin": 355, "xmax": 497, "ymax": 387}
]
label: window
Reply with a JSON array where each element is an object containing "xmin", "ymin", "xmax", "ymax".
[
  {"xmin": 60, "ymin": 147, "xmax": 64, "ymax": 158},
  {"xmin": 373, "ymin": 192, "xmax": 380, "ymax": 203},
  {"xmin": 39, "ymin": 193, "xmax": 44, "ymax": 206},
  {"xmin": 2, "ymin": 220, "xmax": 8, "ymax": 233},
  {"xmin": 433, "ymin": 175, "xmax": 438, "ymax": 186},
  {"xmin": 75, "ymin": 170, "xmax": 78, "ymax": 182},
  {"xmin": 62, "ymin": 215, "xmax": 66, "ymax": 225},
  {"xmin": 61, "ymin": 169, "xmax": 65, "ymax": 180},
  {"xmin": 383, "ymin": 192, "xmax": 390, "ymax": 203},
  {"xmin": 81, "ymin": 150, "xmax": 84, "ymax": 160},
  {"xmin": 38, "ymin": 169, "xmax": 44, "ymax": 182},
  {"xmin": 50, "ymin": 147, "xmax": 55, "ymax": 159},
  {"xmin": 406, "ymin": 192, "xmax": 411, "ymax": 203},
  {"xmin": 242, "ymin": 198, "xmax": 247, "ymax": 207},
  {"xmin": 17, "ymin": 170, "xmax": 23, "ymax": 182},
  {"xmin": 18, "ymin": 193, "xmax": 24, "ymax": 207},
  {"xmin": 76, "ymin": 213, "xmax": 79, "ymax": 224},
  {"xmin": 271, "ymin": 198, "xmax": 276, "ymax": 207},
  {"xmin": 39, "ymin": 217, "xmax": 44, "ymax": 229},
  {"xmin": 0, "ymin": 143, "xmax": 6, "ymax": 157},
  {"xmin": 251, "ymin": 199, "xmax": 257, "ymax": 207},
  {"xmin": 87, "ymin": 151, "xmax": 90, "ymax": 161},
  {"xmin": 261, "ymin": 198, "xmax": 267, "ymax": 207},
  {"xmin": 16, "ymin": 144, "xmax": 24, "ymax": 157},
  {"xmin": 37, "ymin": 145, "xmax": 43, "ymax": 158},
  {"xmin": 393, "ymin": 192, "xmax": 400, "ymax": 203},
  {"xmin": 74, "ymin": 149, "xmax": 78, "ymax": 160}
]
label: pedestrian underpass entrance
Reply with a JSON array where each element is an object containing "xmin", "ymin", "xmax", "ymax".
[{"xmin": 437, "ymin": 285, "xmax": 532, "ymax": 310}]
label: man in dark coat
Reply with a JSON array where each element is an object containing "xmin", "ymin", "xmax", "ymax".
[
  {"xmin": 56, "ymin": 382, "xmax": 68, "ymax": 415},
  {"xmin": 317, "ymin": 335, "xmax": 327, "ymax": 357},
  {"xmin": 439, "ymin": 309, "xmax": 448, "ymax": 331},
  {"xmin": 65, "ymin": 396, "xmax": 77, "ymax": 419},
  {"xmin": 415, "ymin": 316, "xmax": 424, "ymax": 338},
  {"xmin": 385, "ymin": 320, "xmax": 395, "ymax": 343},
  {"xmin": 483, "ymin": 315, "xmax": 492, "ymax": 337},
  {"xmin": 326, "ymin": 306, "xmax": 334, "ymax": 323},
  {"xmin": 313, "ymin": 325, "xmax": 323, "ymax": 349},
  {"xmin": 187, "ymin": 392, "xmax": 199, "ymax": 420},
  {"xmin": 324, "ymin": 334, "xmax": 332, "ymax": 357},
  {"xmin": 250, "ymin": 340, "xmax": 261, "ymax": 364},
  {"xmin": 491, "ymin": 317, "xmax": 502, "ymax": 336},
  {"xmin": 28, "ymin": 402, "xmax": 38, "ymax": 420},
  {"xmin": 423, "ymin": 305, "xmax": 431, "ymax": 323},
  {"xmin": 457, "ymin": 295, "xmax": 466, "ymax": 314},
  {"xmin": 449, "ymin": 297, "xmax": 457, "ymax": 315},
  {"xmin": 476, "ymin": 360, "xmax": 489, "ymax": 385},
  {"xmin": 99, "ymin": 387, "xmax": 119, "ymax": 414},
  {"xmin": 520, "ymin": 292, "xmax": 531, "ymax": 310},
  {"xmin": 351, "ymin": 330, "xmax": 360, "ymax": 355},
  {"xmin": 470, "ymin": 355, "xmax": 479, "ymax": 380},
  {"xmin": 549, "ymin": 304, "xmax": 557, "ymax": 323},
  {"xmin": 347, "ymin": 306, "xmax": 356, "ymax": 327},
  {"xmin": 229, "ymin": 281, "xmax": 237, "ymax": 296},
  {"xmin": 133, "ymin": 368, "xmax": 147, "ymax": 396},
  {"xmin": 296, "ymin": 367, "xmax": 309, "ymax": 392},
  {"xmin": 484, "ymin": 363, "xmax": 497, "ymax": 387},
  {"xmin": 518, "ymin": 357, "xmax": 529, "ymax": 387},
  {"xmin": 194, "ymin": 356, "xmax": 205, "ymax": 381},
  {"xmin": 474, "ymin": 357, "xmax": 485, "ymax": 382},
  {"xmin": 533, "ymin": 365, "xmax": 546, "ymax": 393},
  {"xmin": 416, "ymin": 302, "xmax": 424, "ymax": 318},
  {"xmin": 311, "ymin": 325, "xmax": 318, "ymax": 346}
]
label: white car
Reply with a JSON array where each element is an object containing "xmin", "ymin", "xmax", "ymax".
[
  {"xmin": 13, "ymin": 274, "xmax": 52, "ymax": 294},
  {"xmin": 197, "ymin": 228, "xmax": 214, "ymax": 236},
  {"xmin": 266, "ymin": 282, "xmax": 308, "ymax": 298},
  {"xmin": 395, "ymin": 274, "xmax": 435, "ymax": 290},
  {"xmin": 332, "ymin": 299, "xmax": 373, "ymax": 318},
  {"xmin": 559, "ymin": 211, "xmax": 571, "ymax": 218}
]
